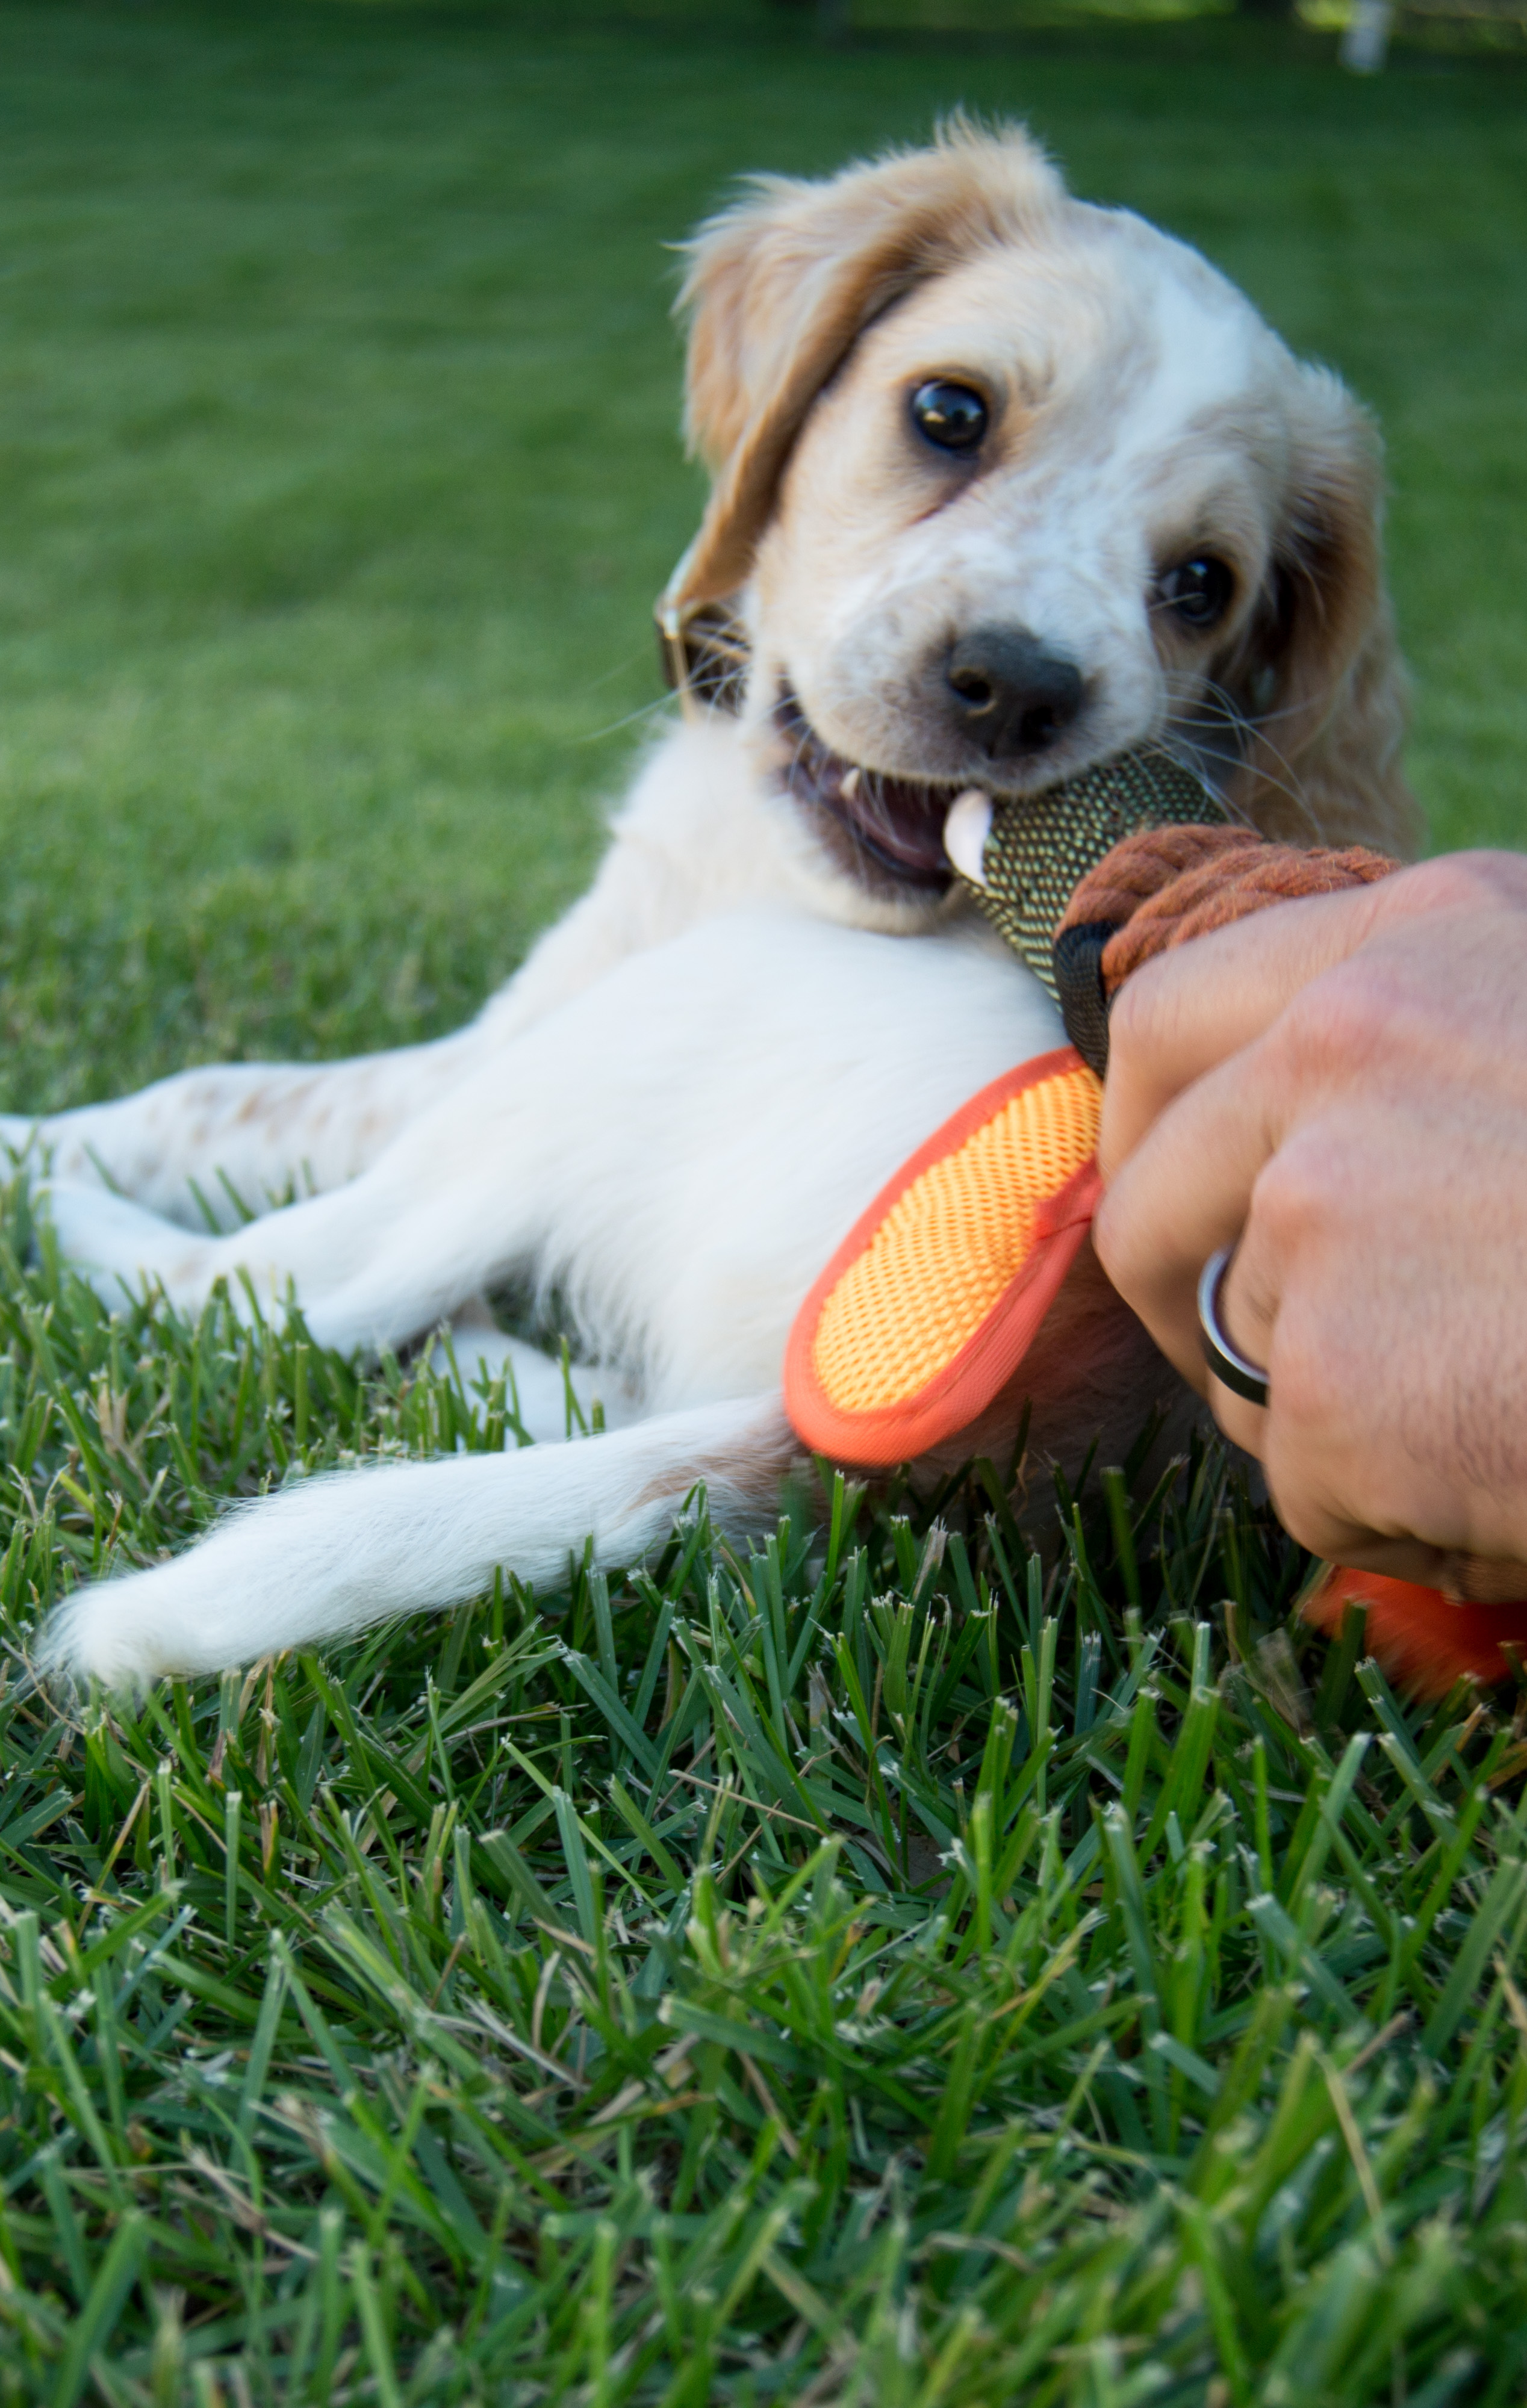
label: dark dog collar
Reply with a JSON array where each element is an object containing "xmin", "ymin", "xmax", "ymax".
[{"xmin": 656, "ymin": 553, "xmax": 748, "ymax": 719}]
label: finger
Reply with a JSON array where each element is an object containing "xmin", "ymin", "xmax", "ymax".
[
  {"xmin": 1100, "ymin": 849, "xmax": 1527, "ymax": 1179},
  {"xmin": 1286, "ymin": 1526, "xmax": 1459, "ymax": 1589},
  {"xmin": 1098, "ymin": 878, "xmax": 1390, "ymax": 1179},
  {"xmin": 1267, "ymin": 1492, "xmax": 1527, "ymax": 1598},
  {"xmin": 1093, "ymin": 1029, "xmax": 1293, "ymax": 1389}
]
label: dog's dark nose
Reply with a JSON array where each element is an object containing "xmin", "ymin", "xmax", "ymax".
[{"xmin": 945, "ymin": 625, "xmax": 1085, "ymax": 759}]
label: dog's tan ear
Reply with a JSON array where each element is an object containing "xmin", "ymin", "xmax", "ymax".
[
  {"xmin": 672, "ymin": 122, "xmax": 1063, "ymax": 609},
  {"xmin": 1221, "ymin": 370, "xmax": 1420, "ymax": 857}
]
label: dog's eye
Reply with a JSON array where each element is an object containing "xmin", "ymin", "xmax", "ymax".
[
  {"xmin": 910, "ymin": 380, "xmax": 988, "ymax": 454},
  {"xmin": 1157, "ymin": 556, "xmax": 1235, "ymax": 631}
]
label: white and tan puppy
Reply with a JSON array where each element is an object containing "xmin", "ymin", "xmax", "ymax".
[{"xmin": 15, "ymin": 123, "xmax": 1416, "ymax": 1685}]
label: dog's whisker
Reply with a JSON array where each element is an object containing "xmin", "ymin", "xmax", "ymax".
[
  {"xmin": 1169, "ymin": 719, "xmax": 1305, "ymax": 822},
  {"xmin": 1218, "ymin": 695, "xmax": 1317, "ymax": 731},
  {"xmin": 1172, "ymin": 701, "xmax": 1320, "ymax": 839},
  {"xmin": 573, "ymin": 695, "xmax": 679, "ymax": 746},
  {"xmin": 1198, "ymin": 684, "xmax": 1320, "ymax": 834},
  {"xmin": 1137, "ymin": 734, "xmax": 1254, "ymax": 831},
  {"xmin": 1195, "ymin": 675, "xmax": 1312, "ymax": 738},
  {"xmin": 1171, "ymin": 675, "xmax": 1325, "ymax": 840}
]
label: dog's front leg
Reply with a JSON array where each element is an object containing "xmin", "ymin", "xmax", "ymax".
[
  {"xmin": 34, "ymin": 981, "xmax": 627, "ymax": 1347},
  {"xmin": 1, "ymin": 1031, "xmax": 488, "ymax": 1227},
  {"xmin": 38, "ymin": 1123, "xmax": 514, "ymax": 1354},
  {"xmin": 2, "ymin": 715, "xmax": 790, "ymax": 1229}
]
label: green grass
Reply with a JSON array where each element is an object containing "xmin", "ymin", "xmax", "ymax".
[
  {"xmin": 1, "ymin": 2, "xmax": 1526, "ymax": 2399},
  {"xmin": 0, "ymin": 0, "xmax": 1523, "ymax": 1112},
  {"xmin": 3, "ymin": 1213, "xmax": 1527, "ymax": 2401}
]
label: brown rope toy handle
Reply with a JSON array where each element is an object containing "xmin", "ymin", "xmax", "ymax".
[{"xmin": 1051, "ymin": 825, "xmax": 1400, "ymax": 1078}]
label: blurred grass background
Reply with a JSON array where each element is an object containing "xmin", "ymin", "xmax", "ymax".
[{"xmin": 0, "ymin": 0, "xmax": 1522, "ymax": 1112}]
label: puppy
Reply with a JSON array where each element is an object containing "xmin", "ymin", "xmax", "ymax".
[{"xmin": 14, "ymin": 123, "xmax": 1416, "ymax": 1685}]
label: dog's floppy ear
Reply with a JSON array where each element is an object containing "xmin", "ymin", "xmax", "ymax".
[
  {"xmin": 1219, "ymin": 369, "xmax": 1420, "ymax": 857},
  {"xmin": 671, "ymin": 122, "xmax": 1063, "ymax": 610}
]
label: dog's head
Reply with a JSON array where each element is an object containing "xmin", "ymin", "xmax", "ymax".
[{"xmin": 672, "ymin": 123, "xmax": 1416, "ymax": 920}]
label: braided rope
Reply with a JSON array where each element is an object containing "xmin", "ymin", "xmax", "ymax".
[
  {"xmin": 1066, "ymin": 833, "xmax": 1401, "ymax": 999},
  {"xmin": 1055, "ymin": 824, "xmax": 1256, "ymax": 933}
]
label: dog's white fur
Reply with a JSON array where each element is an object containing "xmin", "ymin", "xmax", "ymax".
[{"xmin": 14, "ymin": 125, "xmax": 1416, "ymax": 1686}]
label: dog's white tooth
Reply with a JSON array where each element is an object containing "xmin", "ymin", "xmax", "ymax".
[
  {"xmin": 841, "ymin": 766, "xmax": 860, "ymax": 802},
  {"xmin": 944, "ymin": 790, "xmax": 994, "ymax": 886}
]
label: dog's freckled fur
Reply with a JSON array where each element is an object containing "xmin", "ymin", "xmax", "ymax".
[{"xmin": 14, "ymin": 123, "xmax": 1415, "ymax": 1684}]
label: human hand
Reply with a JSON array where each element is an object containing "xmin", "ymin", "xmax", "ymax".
[{"xmin": 1092, "ymin": 849, "xmax": 1527, "ymax": 1593}]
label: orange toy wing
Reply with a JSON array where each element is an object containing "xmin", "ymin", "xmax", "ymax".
[
  {"xmin": 784, "ymin": 1047, "xmax": 1102, "ymax": 1467},
  {"xmin": 783, "ymin": 1042, "xmax": 1527, "ymax": 1696},
  {"xmin": 1303, "ymin": 1565, "xmax": 1527, "ymax": 1701}
]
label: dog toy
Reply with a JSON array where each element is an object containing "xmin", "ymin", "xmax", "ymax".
[
  {"xmin": 1302, "ymin": 1566, "xmax": 1527, "ymax": 1701},
  {"xmin": 785, "ymin": 759, "xmax": 1527, "ymax": 1695},
  {"xmin": 941, "ymin": 751, "xmax": 1224, "ymax": 1014},
  {"xmin": 783, "ymin": 748, "xmax": 1223, "ymax": 1466},
  {"xmin": 785, "ymin": 748, "xmax": 1252, "ymax": 1463}
]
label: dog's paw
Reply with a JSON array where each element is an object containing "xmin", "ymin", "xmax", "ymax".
[
  {"xmin": 36, "ymin": 1567, "xmax": 190, "ymax": 1692},
  {"xmin": 35, "ymin": 1474, "xmax": 399, "ymax": 1686},
  {"xmin": 35, "ymin": 1531, "xmax": 273, "ymax": 1686},
  {"xmin": 35, "ymin": 1181, "xmax": 216, "ymax": 1311}
]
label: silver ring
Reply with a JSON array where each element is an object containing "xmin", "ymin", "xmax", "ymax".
[{"xmin": 1196, "ymin": 1245, "xmax": 1269, "ymax": 1408}]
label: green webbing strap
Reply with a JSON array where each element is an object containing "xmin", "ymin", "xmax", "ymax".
[{"xmin": 958, "ymin": 749, "xmax": 1227, "ymax": 1005}]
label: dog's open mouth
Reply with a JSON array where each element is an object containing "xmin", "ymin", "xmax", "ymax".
[{"xmin": 776, "ymin": 694, "xmax": 958, "ymax": 891}]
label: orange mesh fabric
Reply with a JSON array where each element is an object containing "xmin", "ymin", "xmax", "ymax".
[
  {"xmin": 812, "ymin": 1064, "xmax": 1101, "ymax": 1410},
  {"xmin": 785, "ymin": 1050, "xmax": 1102, "ymax": 1465}
]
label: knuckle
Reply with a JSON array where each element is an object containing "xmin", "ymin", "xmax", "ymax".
[
  {"xmin": 1264, "ymin": 1328, "xmax": 1328, "ymax": 1441},
  {"xmin": 1261, "ymin": 1381, "xmax": 1360, "ymax": 1548},
  {"xmin": 1268, "ymin": 961, "xmax": 1394, "ymax": 1085},
  {"xmin": 1264, "ymin": 1477, "xmax": 1345, "ymax": 1563},
  {"xmin": 1246, "ymin": 1126, "xmax": 1336, "ymax": 1255},
  {"xmin": 1390, "ymin": 849, "xmax": 1527, "ymax": 920},
  {"xmin": 1264, "ymin": 1308, "xmax": 1392, "ymax": 1543}
]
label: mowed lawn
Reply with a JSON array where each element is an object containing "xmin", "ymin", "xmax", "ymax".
[
  {"xmin": 0, "ymin": 6, "xmax": 1525, "ymax": 2403},
  {"xmin": 0, "ymin": 0, "xmax": 1523, "ymax": 1111}
]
